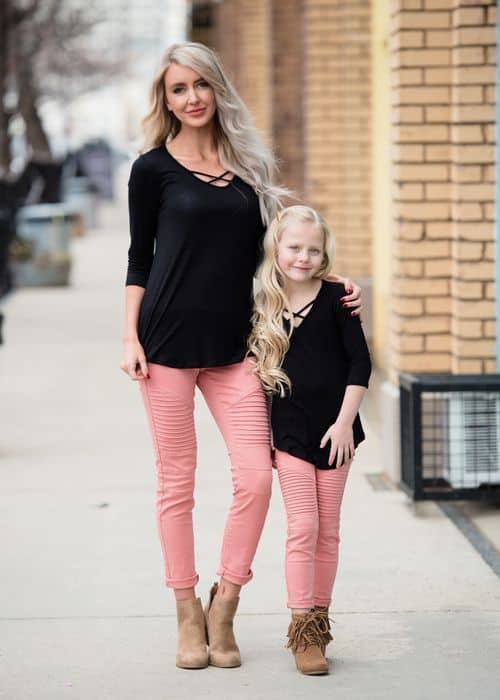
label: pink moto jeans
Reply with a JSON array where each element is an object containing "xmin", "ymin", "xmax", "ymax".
[
  {"xmin": 274, "ymin": 449, "xmax": 350, "ymax": 609},
  {"xmin": 139, "ymin": 358, "xmax": 272, "ymax": 589}
]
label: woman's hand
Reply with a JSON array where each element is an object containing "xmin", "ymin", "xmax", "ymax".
[
  {"xmin": 120, "ymin": 338, "xmax": 149, "ymax": 380},
  {"xmin": 327, "ymin": 274, "xmax": 363, "ymax": 316},
  {"xmin": 320, "ymin": 421, "xmax": 355, "ymax": 468}
]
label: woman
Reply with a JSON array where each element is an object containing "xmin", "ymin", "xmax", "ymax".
[{"xmin": 120, "ymin": 42, "xmax": 363, "ymax": 670}]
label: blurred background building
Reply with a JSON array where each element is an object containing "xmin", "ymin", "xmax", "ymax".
[
  {"xmin": 0, "ymin": 0, "xmax": 498, "ymax": 484},
  {"xmin": 60, "ymin": 0, "xmax": 188, "ymax": 151},
  {"xmin": 0, "ymin": 0, "xmax": 188, "ymax": 169},
  {"xmin": 190, "ymin": 0, "xmax": 499, "ymax": 481}
]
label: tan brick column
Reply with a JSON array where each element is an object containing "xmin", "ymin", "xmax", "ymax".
[
  {"xmin": 213, "ymin": 0, "xmax": 273, "ymax": 140},
  {"xmin": 302, "ymin": 0, "xmax": 372, "ymax": 282},
  {"xmin": 271, "ymin": 0, "xmax": 305, "ymax": 198},
  {"xmin": 389, "ymin": 0, "xmax": 496, "ymax": 384},
  {"xmin": 390, "ymin": 1, "xmax": 453, "ymax": 382},
  {"xmin": 450, "ymin": 1, "xmax": 497, "ymax": 373},
  {"xmin": 212, "ymin": 1, "xmax": 240, "ymax": 79}
]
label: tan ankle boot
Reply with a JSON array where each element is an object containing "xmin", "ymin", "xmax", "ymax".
[
  {"xmin": 286, "ymin": 611, "xmax": 329, "ymax": 675},
  {"xmin": 175, "ymin": 597, "xmax": 209, "ymax": 669},
  {"xmin": 204, "ymin": 582, "xmax": 241, "ymax": 668},
  {"xmin": 314, "ymin": 606, "xmax": 333, "ymax": 658}
]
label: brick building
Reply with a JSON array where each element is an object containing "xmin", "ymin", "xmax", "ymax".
[{"xmin": 190, "ymin": 0, "xmax": 498, "ymax": 480}]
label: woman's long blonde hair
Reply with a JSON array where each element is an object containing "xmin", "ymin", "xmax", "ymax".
[
  {"xmin": 248, "ymin": 205, "xmax": 336, "ymax": 396},
  {"xmin": 141, "ymin": 41, "xmax": 288, "ymax": 225}
]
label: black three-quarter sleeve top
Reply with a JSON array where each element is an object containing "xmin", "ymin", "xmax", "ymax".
[
  {"xmin": 126, "ymin": 146, "xmax": 265, "ymax": 368},
  {"xmin": 271, "ymin": 280, "xmax": 372, "ymax": 470}
]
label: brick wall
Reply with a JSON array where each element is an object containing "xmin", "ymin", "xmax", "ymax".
[
  {"xmin": 190, "ymin": 1, "xmax": 497, "ymax": 377},
  {"xmin": 213, "ymin": 0, "xmax": 273, "ymax": 139},
  {"xmin": 271, "ymin": 0, "xmax": 305, "ymax": 198},
  {"xmin": 212, "ymin": 1, "xmax": 240, "ymax": 82},
  {"xmin": 451, "ymin": 2, "xmax": 497, "ymax": 373},
  {"xmin": 191, "ymin": 0, "xmax": 372, "ymax": 284},
  {"xmin": 302, "ymin": 0, "xmax": 373, "ymax": 280},
  {"xmin": 389, "ymin": 0, "xmax": 496, "ymax": 383},
  {"xmin": 212, "ymin": 0, "xmax": 306, "ymax": 186}
]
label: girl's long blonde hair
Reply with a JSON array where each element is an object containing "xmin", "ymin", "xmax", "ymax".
[
  {"xmin": 248, "ymin": 205, "xmax": 336, "ymax": 396},
  {"xmin": 141, "ymin": 41, "xmax": 288, "ymax": 225}
]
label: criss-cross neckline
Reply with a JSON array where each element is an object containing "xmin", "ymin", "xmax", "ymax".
[
  {"xmin": 291, "ymin": 298, "xmax": 316, "ymax": 320},
  {"xmin": 283, "ymin": 283, "xmax": 324, "ymax": 330},
  {"xmin": 188, "ymin": 169, "xmax": 233, "ymax": 185},
  {"xmin": 164, "ymin": 146, "xmax": 236, "ymax": 188}
]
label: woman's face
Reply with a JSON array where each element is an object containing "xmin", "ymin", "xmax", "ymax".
[
  {"xmin": 277, "ymin": 220, "xmax": 325, "ymax": 284},
  {"xmin": 164, "ymin": 63, "xmax": 217, "ymax": 129}
]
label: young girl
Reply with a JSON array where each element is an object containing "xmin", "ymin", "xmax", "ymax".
[{"xmin": 249, "ymin": 205, "xmax": 371, "ymax": 675}]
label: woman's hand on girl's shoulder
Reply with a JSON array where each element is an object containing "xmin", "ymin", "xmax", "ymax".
[
  {"xmin": 120, "ymin": 339, "xmax": 149, "ymax": 380},
  {"xmin": 326, "ymin": 274, "xmax": 362, "ymax": 316}
]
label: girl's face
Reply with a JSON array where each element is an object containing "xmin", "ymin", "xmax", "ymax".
[
  {"xmin": 277, "ymin": 219, "xmax": 325, "ymax": 284},
  {"xmin": 164, "ymin": 63, "xmax": 217, "ymax": 129}
]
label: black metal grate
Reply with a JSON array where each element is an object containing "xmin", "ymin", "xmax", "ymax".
[{"xmin": 400, "ymin": 373, "xmax": 500, "ymax": 501}]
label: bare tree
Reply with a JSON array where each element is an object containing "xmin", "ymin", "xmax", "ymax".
[
  {"xmin": 0, "ymin": 3, "xmax": 12, "ymax": 172},
  {"xmin": 0, "ymin": 1, "xmax": 39, "ymax": 173},
  {"xmin": 0, "ymin": 0, "xmax": 128, "ymax": 174}
]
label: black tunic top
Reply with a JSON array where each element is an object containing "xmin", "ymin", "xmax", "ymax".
[
  {"xmin": 271, "ymin": 280, "xmax": 372, "ymax": 469},
  {"xmin": 126, "ymin": 146, "xmax": 265, "ymax": 368}
]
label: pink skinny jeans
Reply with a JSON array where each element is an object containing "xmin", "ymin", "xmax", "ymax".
[
  {"xmin": 274, "ymin": 449, "xmax": 350, "ymax": 609},
  {"xmin": 139, "ymin": 358, "xmax": 272, "ymax": 589}
]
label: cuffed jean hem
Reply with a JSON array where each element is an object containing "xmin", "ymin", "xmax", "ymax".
[
  {"xmin": 314, "ymin": 598, "xmax": 332, "ymax": 607},
  {"xmin": 287, "ymin": 600, "xmax": 315, "ymax": 610},
  {"xmin": 166, "ymin": 573, "xmax": 199, "ymax": 589},
  {"xmin": 217, "ymin": 566, "xmax": 253, "ymax": 586}
]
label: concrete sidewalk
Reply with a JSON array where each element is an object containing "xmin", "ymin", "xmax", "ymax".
[{"xmin": 1, "ymin": 181, "xmax": 499, "ymax": 700}]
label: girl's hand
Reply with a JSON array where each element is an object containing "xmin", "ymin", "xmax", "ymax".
[
  {"xmin": 327, "ymin": 274, "xmax": 363, "ymax": 317},
  {"xmin": 120, "ymin": 339, "xmax": 149, "ymax": 380},
  {"xmin": 320, "ymin": 421, "xmax": 355, "ymax": 467}
]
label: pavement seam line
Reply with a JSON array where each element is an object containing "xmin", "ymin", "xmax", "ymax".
[
  {"xmin": 438, "ymin": 502, "xmax": 500, "ymax": 579},
  {"xmin": 2, "ymin": 609, "xmax": 498, "ymax": 621}
]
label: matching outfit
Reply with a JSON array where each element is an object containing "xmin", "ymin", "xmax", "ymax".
[
  {"xmin": 127, "ymin": 148, "xmax": 371, "ymax": 610},
  {"xmin": 272, "ymin": 280, "xmax": 371, "ymax": 608},
  {"xmin": 272, "ymin": 280, "xmax": 371, "ymax": 469}
]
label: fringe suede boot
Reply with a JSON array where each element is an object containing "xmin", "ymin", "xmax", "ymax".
[
  {"xmin": 204, "ymin": 582, "xmax": 241, "ymax": 668},
  {"xmin": 314, "ymin": 606, "xmax": 334, "ymax": 658},
  {"xmin": 286, "ymin": 610, "xmax": 329, "ymax": 675},
  {"xmin": 175, "ymin": 597, "xmax": 209, "ymax": 669}
]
